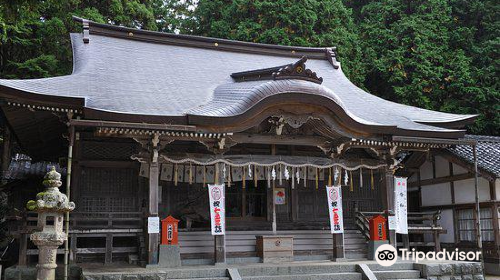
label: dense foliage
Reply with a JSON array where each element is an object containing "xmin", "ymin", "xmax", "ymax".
[{"xmin": 0, "ymin": 0, "xmax": 498, "ymax": 134}]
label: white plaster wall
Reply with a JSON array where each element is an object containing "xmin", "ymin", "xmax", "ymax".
[
  {"xmin": 454, "ymin": 177, "xmax": 491, "ymax": 204},
  {"xmin": 420, "ymin": 160, "xmax": 433, "ymax": 180},
  {"xmin": 423, "ymin": 209, "xmax": 455, "ymax": 243},
  {"xmin": 439, "ymin": 209, "xmax": 455, "ymax": 243},
  {"xmin": 435, "ymin": 156, "xmax": 450, "ymax": 178},
  {"xmin": 421, "ymin": 183, "xmax": 452, "ymax": 206},
  {"xmin": 452, "ymin": 163, "xmax": 468, "ymax": 175}
]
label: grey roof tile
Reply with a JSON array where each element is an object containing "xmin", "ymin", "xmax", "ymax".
[
  {"xmin": 0, "ymin": 25, "xmax": 476, "ymax": 136},
  {"xmin": 448, "ymin": 135, "xmax": 500, "ymax": 178}
]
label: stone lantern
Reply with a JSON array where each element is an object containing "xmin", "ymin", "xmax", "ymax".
[{"xmin": 26, "ymin": 166, "xmax": 75, "ymax": 280}]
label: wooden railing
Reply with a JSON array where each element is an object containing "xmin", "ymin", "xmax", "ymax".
[
  {"xmin": 11, "ymin": 211, "xmax": 144, "ymax": 265},
  {"xmin": 354, "ymin": 210, "xmax": 446, "ymax": 252}
]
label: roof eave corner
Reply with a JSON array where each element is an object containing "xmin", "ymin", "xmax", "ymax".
[
  {"xmin": 325, "ymin": 47, "xmax": 340, "ymax": 69},
  {"xmin": 72, "ymin": 15, "xmax": 90, "ymax": 44}
]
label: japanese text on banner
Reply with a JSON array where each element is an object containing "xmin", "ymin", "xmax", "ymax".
[
  {"xmin": 208, "ymin": 184, "xmax": 226, "ymax": 235},
  {"xmin": 326, "ymin": 185, "xmax": 344, "ymax": 234},
  {"xmin": 394, "ymin": 177, "xmax": 408, "ymax": 234}
]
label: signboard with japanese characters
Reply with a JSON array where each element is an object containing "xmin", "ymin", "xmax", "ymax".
[
  {"xmin": 147, "ymin": 216, "xmax": 160, "ymax": 234},
  {"xmin": 394, "ymin": 177, "xmax": 408, "ymax": 234},
  {"xmin": 274, "ymin": 188, "xmax": 286, "ymax": 205},
  {"xmin": 326, "ymin": 185, "xmax": 344, "ymax": 234},
  {"xmin": 208, "ymin": 184, "xmax": 226, "ymax": 235}
]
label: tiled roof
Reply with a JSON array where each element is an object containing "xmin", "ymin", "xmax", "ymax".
[
  {"xmin": 0, "ymin": 19, "xmax": 476, "ymax": 138},
  {"xmin": 448, "ymin": 135, "xmax": 500, "ymax": 178}
]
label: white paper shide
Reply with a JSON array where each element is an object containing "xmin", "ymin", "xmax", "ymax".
[
  {"xmin": 326, "ymin": 185, "xmax": 344, "ymax": 234},
  {"xmin": 208, "ymin": 184, "xmax": 226, "ymax": 235}
]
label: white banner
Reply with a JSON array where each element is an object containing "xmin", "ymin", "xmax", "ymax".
[
  {"xmin": 208, "ymin": 184, "xmax": 226, "ymax": 235},
  {"xmin": 326, "ymin": 185, "xmax": 344, "ymax": 234},
  {"xmin": 394, "ymin": 177, "xmax": 408, "ymax": 234}
]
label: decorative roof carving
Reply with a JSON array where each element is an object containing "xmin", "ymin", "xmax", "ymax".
[{"xmin": 231, "ymin": 56, "xmax": 323, "ymax": 84}]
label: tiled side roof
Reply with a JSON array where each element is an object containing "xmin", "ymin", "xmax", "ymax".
[{"xmin": 448, "ymin": 135, "xmax": 500, "ymax": 178}]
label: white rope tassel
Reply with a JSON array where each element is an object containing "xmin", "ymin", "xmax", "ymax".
[
  {"xmin": 296, "ymin": 169, "xmax": 300, "ymax": 184},
  {"xmin": 291, "ymin": 167, "xmax": 295, "ymax": 189},
  {"xmin": 344, "ymin": 169, "xmax": 348, "ymax": 186},
  {"xmin": 360, "ymin": 168, "xmax": 363, "ymax": 188},
  {"xmin": 334, "ymin": 167, "xmax": 339, "ymax": 185}
]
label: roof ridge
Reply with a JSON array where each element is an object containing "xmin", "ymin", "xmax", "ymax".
[{"xmin": 71, "ymin": 16, "xmax": 340, "ymax": 64}]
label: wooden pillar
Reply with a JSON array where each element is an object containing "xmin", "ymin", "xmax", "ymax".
[
  {"xmin": 214, "ymin": 235, "xmax": 226, "ymax": 264},
  {"xmin": 1, "ymin": 125, "xmax": 10, "ymax": 184},
  {"xmin": 105, "ymin": 233, "xmax": 113, "ymax": 264},
  {"xmin": 492, "ymin": 201, "xmax": 499, "ymax": 261},
  {"xmin": 147, "ymin": 136, "xmax": 160, "ymax": 265},
  {"xmin": 383, "ymin": 165, "xmax": 397, "ymax": 248},
  {"xmin": 332, "ymin": 233, "xmax": 344, "ymax": 261},
  {"xmin": 213, "ymin": 163, "xmax": 226, "ymax": 264}
]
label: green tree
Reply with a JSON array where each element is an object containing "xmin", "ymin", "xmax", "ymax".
[
  {"xmin": 192, "ymin": 0, "xmax": 366, "ymax": 85},
  {"xmin": 350, "ymin": 0, "xmax": 498, "ymax": 134},
  {"xmin": 0, "ymin": 0, "xmax": 158, "ymax": 79}
]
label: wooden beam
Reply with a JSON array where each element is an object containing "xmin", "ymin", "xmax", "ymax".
[
  {"xmin": 490, "ymin": 180, "xmax": 497, "ymax": 201},
  {"xmin": 437, "ymin": 151, "xmax": 496, "ymax": 182},
  {"xmin": 409, "ymin": 173, "xmax": 474, "ymax": 188},
  {"xmin": 392, "ymin": 136, "xmax": 476, "ymax": 146},
  {"xmin": 230, "ymin": 133, "xmax": 329, "ymax": 147},
  {"xmin": 70, "ymin": 118, "xmax": 197, "ymax": 132}
]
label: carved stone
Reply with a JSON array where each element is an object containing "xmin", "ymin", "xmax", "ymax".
[{"xmin": 27, "ymin": 167, "xmax": 74, "ymax": 280}]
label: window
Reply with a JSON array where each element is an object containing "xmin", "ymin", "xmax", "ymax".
[{"xmin": 457, "ymin": 208, "xmax": 494, "ymax": 242}]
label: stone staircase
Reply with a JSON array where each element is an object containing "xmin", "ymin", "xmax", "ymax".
[
  {"xmin": 368, "ymin": 262, "xmax": 425, "ymax": 280},
  {"xmin": 344, "ymin": 229, "xmax": 368, "ymax": 260},
  {"xmin": 237, "ymin": 262, "xmax": 362, "ymax": 280}
]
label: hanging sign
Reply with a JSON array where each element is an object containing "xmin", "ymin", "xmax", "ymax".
[
  {"xmin": 326, "ymin": 185, "xmax": 344, "ymax": 234},
  {"xmin": 394, "ymin": 177, "xmax": 408, "ymax": 234},
  {"xmin": 147, "ymin": 217, "xmax": 160, "ymax": 234},
  {"xmin": 274, "ymin": 188, "xmax": 286, "ymax": 205},
  {"xmin": 208, "ymin": 184, "xmax": 226, "ymax": 235}
]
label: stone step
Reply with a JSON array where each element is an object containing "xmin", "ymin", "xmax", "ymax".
[
  {"xmin": 242, "ymin": 272, "xmax": 362, "ymax": 280},
  {"xmin": 373, "ymin": 270, "xmax": 422, "ymax": 280},
  {"xmin": 387, "ymin": 279, "xmax": 426, "ymax": 280},
  {"xmin": 367, "ymin": 262, "xmax": 415, "ymax": 271},
  {"xmin": 171, "ymin": 278, "xmax": 229, "ymax": 280},
  {"xmin": 238, "ymin": 263, "xmax": 357, "ymax": 276}
]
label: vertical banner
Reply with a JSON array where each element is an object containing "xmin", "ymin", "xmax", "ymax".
[
  {"xmin": 208, "ymin": 184, "xmax": 226, "ymax": 235},
  {"xmin": 326, "ymin": 185, "xmax": 344, "ymax": 234},
  {"xmin": 394, "ymin": 177, "xmax": 408, "ymax": 234}
]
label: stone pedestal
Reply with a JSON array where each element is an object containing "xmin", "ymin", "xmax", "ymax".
[
  {"xmin": 158, "ymin": 245, "xmax": 181, "ymax": 268},
  {"xmin": 368, "ymin": 240, "xmax": 389, "ymax": 260}
]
